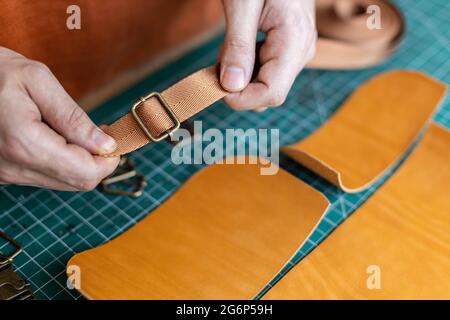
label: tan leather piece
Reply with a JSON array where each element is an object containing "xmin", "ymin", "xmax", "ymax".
[
  {"xmin": 283, "ymin": 70, "xmax": 447, "ymax": 192},
  {"xmin": 264, "ymin": 124, "xmax": 450, "ymax": 300},
  {"xmin": 67, "ymin": 157, "xmax": 330, "ymax": 299}
]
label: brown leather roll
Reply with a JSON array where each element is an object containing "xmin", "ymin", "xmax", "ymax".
[{"xmin": 309, "ymin": 0, "xmax": 404, "ymax": 69}]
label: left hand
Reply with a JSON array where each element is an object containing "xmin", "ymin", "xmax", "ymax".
[{"xmin": 219, "ymin": 0, "xmax": 317, "ymax": 111}]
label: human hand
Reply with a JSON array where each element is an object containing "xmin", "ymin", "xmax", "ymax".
[
  {"xmin": 0, "ymin": 47, "xmax": 120, "ymax": 191},
  {"xmin": 219, "ymin": 0, "xmax": 316, "ymax": 111}
]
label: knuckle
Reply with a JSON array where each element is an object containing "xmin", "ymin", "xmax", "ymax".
[
  {"xmin": 1, "ymin": 134, "xmax": 28, "ymax": 163},
  {"xmin": 0, "ymin": 168, "xmax": 12, "ymax": 183},
  {"xmin": 4, "ymin": 146, "xmax": 28, "ymax": 164},
  {"xmin": 0, "ymin": 76, "xmax": 13, "ymax": 95},
  {"xmin": 267, "ymin": 88, "xmax": 287, "ymax": 107},
  {"xmin": 226, "ymin": 36, "xmax": 251, "ymax": 52},
  {"xmin": 31, "ymin": 61, "xmax": 50, "ymax": 73},
  {"xmin": 0, "ymin": 67, "xmax": 21, "ymax": 93},
  {"xmin": 22, "ymin": 61, "xmax": 50, "ymax": 79},
  {"xmin": 77, "ymin": 178, "xmax": 100, "ymax": 192},
  {"xmin": 65, "ymin": 106, "xmax": 87, "ymax": 130},
  {"xmin": 223, "ymin": 95, "xmax": 242, "ymax": 110},
  {"xmin": 72, "ymin": 161, "xmax": 102, "ymax": 191}
]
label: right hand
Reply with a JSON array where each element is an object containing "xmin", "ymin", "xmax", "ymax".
[{"xmin": 0, "ymin": 47, "xmax": 120, "ymax": 191}]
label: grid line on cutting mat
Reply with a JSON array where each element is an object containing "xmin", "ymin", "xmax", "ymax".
[{"xmin": 0, "ymin": 0, "xmax": 449, "ymax": 299}]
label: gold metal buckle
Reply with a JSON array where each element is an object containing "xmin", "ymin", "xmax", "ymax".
[
  {"xmin": 0, "ymin": 231, "xmax": 23, "ymax": 266},
  {"xmin": 0, "ymin": 231, "xmax": 36, "ymax": 300},
  {"xmin": 100, "ymin": 157, "xmax": 147, "ymax": 198},
  {"xmin": 101, "ymin": 173, "xmax": 147, "ymax": 198},
  {"xmin": 131, "ymin": 92, "xmax": 180, "ymax": 142}
]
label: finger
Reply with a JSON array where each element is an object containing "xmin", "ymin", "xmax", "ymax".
[
  {"xmin": 16, "ymin": 119, "xmax": 120, "ymax": 191},
  {"xmin": 224, "ymin": 25, "xmax": 312, "ymax": 110},
  {"xmin": 13, "ymin": 94, "xmax": 121, "ymax": 188},
  {"xmin": 0, "ymin": 163, "xmax": 79, "ymax": 191},
  {"xmin": 220, "ymin": 0, "xmax": 264, "ymax": 92},
  {"xmin": 0, "ymin": 47, "xmax": 25, "ymax": 59},
  {"xmin": 22, "ymin": 62, "xmax": 117, "ymax": 155}
]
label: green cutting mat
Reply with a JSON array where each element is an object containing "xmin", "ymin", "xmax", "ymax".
[{"xmin": 0, "ymin": 0, "xmax": 449, "ymax": 300}]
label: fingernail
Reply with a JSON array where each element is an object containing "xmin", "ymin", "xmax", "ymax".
[
  {"xmin": 93, "ymin": 128, "xmax": 117, "ymax": 153},
  {"xmin": 221, "ymin": 66, "xmax": 245, "ymax": 91}
]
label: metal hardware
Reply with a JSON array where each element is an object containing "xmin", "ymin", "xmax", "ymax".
[
  {"xmin": 0, "ymin": 263, "xmax": 35, "ymax": 300},
  {"xmin": 0, "ymin": 285, "xmax": 36, "ymax": 300},
  {"xmin": 131, "ymin": 92, "xmax": 180, "ymax": 142},
  {"xmin": 0, "ymin": 263, "xmax": 26, "ymax": 290},
  {"xmin": 0, "ymin": 230, "xmax": 23, "ymax": 265},
  {"xmin": 166, "ymin": 120, "xmax": 198, "ymax": 146},
  {"xmin": 101, "ymin": 173, "xmax": 147, "ymax": 198},
  {"xmin": 0, "ymin": 233, "xmax": 36, "ymax": 300},
  {"xmin": 100, "ymin": 156, "xmax": 147, "ymax": 197}
]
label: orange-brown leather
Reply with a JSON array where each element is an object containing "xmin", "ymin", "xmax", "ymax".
[
  {"xmin": 309, "ymin": 0, "xmax": 404, "ymax": 69},
  {"xmin": 103, "ymin": 70, "xmax": 447, "ymax": 195},
  {"xmin": 283, "ymin": 70, "xmax": 447, "ymax": 192},
  {"xmin": 0, "ymin": 0, "xmax": 223, "ymax": 100},
  {"xmin": 67, "ymin": 158, "xmax": 330, "ymax": 299},
  {"xmin": 264, "ymin": 124, "xmax": 450, "ymax": 300}
]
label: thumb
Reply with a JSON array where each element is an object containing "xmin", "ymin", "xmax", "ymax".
[
  {"xmin": 220, "ymin": 0, "xmax": 263, "ymax": 92},
  {"xmin": 24, "ymin": 62, "xmax": 116, "ymax": 155}
]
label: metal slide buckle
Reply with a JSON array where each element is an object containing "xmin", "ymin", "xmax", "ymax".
[
  {"xmin": 0, "ymin": 232, "xmax": 36, "ymax": 300},
  {"xmin": 0, "ymin": 231, "xmax": 23, "ymax": 266},
  {"xmin": 100, "ymin": 157, "xmax": 147, "ymax": 198},
  {"xmin": 131, "ymin": 92, "xmax": 180, "ymax": 142}
]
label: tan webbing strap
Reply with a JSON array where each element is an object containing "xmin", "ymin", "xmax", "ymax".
[
  {"xmin": 103, "ymin": 65, "xmax": 228, "ymax": 156},
  {"xmin": 103, "ymin": 0, "xmax": 404, "ymax": 157}
]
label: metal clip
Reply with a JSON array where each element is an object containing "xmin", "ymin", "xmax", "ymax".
[
  {"xmin": 131, "ymin": 92, "xmax": 180, "ymax": 142},
  {"xmin": 0, "ymin": 262, "xmax": 26, "ymax": 290},
  {"xmin": 0, "ymin": 285, "xmax": 36, "ymax": 300},
  {"xmin": 0, "ymin": 283, "xmax": 30, "ymax": 300},
  {"xmin": 0, "ymin": 230, "xmax": 23, "ymax": 266},
  {"xmin": 100, "ymin": 157, "xmax": 147, "ymax": 197},
  {"xmin": 0, "ymin": 267, "xmax": 35, "ymax": 300},
  {"xmin": 0, "ymin": 233, "xmax": 36, "ymax": 300}
]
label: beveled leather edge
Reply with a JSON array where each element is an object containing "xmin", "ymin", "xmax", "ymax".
[
  {"xmin": 263, "ymin": 123, "xmax": 450, "ymax": 300},
  {"xmin": 282, "ymin": 70, "xmax": 448, "ymax": 193},
  {"xmin": 67, "ymin": 155, "xmax": 330, "ymax": 300}
]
